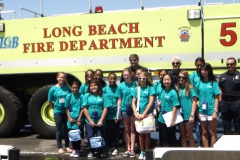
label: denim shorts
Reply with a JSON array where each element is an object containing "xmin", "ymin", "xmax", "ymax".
[{"xmin": 122, "ymin": 111, "xmax": 134, "ymax": 118}]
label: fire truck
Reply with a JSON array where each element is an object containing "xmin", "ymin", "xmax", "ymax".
[{"xmin": 0, "ymin": 1, "xmax": 239, "ymax": 138}]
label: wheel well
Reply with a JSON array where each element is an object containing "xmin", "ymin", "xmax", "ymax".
[
  {"xmin": 0, "ymin": 72, "xmax": 81, "ymax": 88},
  {"xmin": 0, "ymin": 72, "xmax": 81, "ymax": 100}
]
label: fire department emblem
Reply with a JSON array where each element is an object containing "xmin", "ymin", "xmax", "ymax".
[{"xmin": 178, "ymin": 27, "xmax": 191, "ymax": 42}]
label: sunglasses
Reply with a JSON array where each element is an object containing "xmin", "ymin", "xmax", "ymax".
[
  {"xmin": 172, "ymin": 62, "xmax": 180, "ymax": 65},
  {"xmin": 130, "ymin": 59, "xmax": 137, "ymax": 62},
  {"xmin": 178, "ymin": 76, "xmax": 186, "ymax": 79},
  {"xmin": 226, "ymin": 63, "xmax": 235, "ymax": 66},
  {"xmin": 196, "ymin": 65, "xmax": 203, "ymax": 67},
  {"xmin": 138, "ymin": 77, "xmax": 147, "ymax": 80}
]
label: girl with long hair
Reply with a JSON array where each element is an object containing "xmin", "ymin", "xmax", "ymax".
[
  {"xmin": 82, "ymin": 80, "xmax": 108, "ymax": 158},
  {"xmin": 48, "ymin": 72, "xmax": 72, "ymax": 154},
  {"xmin": 177, "ymin": 70, "xmax": 198, "ymax": 147},
  {"xmin": 157, "ymin": 74, "xmax": 180, "ymax": 147},
  {"xmin": 116, "ymin": 68, "xmax": 138, "ymax": 158},
  {"xmin": 132, "ymin": 71, "xmax": 155, "ymax": 159},
  {"xmin": 198, "ymin": 63, "xmax": 220, "ymax": 147}
]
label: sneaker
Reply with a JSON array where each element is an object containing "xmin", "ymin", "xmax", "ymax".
[
  {"xmin": 112, "ymin": 149, "xmax": 119, "ymax": 156},
  {"xmin": 123, "ymin": 151, "xmax": 130, "ymax": 157},
  {"xmin": 83, "ymin": 141, "xmax": 89, "ymax": 147},
  {"xmin": 87, "ymin": 152, "xmax": 93, "ymax": 158},
  {"xmin": 108, "ymin": 148, "xmax": 113, "ymax": 155},
  {"xmin": 70, "ymin": 150, "xmax": 75, "ymax": 157},
  {"xmin": 129, "ymin": 151, "xmax": 136, "ymax": 158},
  {"xmin": 74, "ymin": 150, "xmax": 79, "ymax": 158},
  {"xmin": 101, "ymin": 153, "xmax": 106, "ymax": 157},
  {"xmin": 138, "ymin": 153, "xmax": 145, "ymax": 160}
]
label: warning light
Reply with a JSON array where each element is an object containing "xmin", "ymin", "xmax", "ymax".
[{"xmin": 95, "ymin": 6, "xmax": 103, "ymax": 13}]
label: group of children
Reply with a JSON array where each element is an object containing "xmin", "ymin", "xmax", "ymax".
[{"xmin": 48, "ymin": 57, "xmax": 220, "ymax": 159}]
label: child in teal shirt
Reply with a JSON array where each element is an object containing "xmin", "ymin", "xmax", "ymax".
[
  {"xmin": 158, "ymin": 74, "xmax": 180, "ymax": 147},
  {"xmin": 48, "ymin": 72, "xmax": 72, "ymax": 154},
  {"xmin": 132, "ymin": 71, "xmax": 155, "ymax": 160},
  {"xmin": 103, "ymin": 72, "xmax": 120, "ymax": 156},
  {"xmin": 177, "ymin": 70, "xmax": 198, "ymax": 147},
  {"xmin": 82, "ymin": 79, "xmax": 108, "ymax": 158},
  {"xmin": 65, "ymin": 81, "xmax": 84, "ymax": 158}
]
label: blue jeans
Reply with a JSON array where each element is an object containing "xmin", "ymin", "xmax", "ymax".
[
  {"xmin": 86, "ymin": 123, "xmax": 104, "ymax": 153},
  {"xmin": 54, "ymin": 114, "xmax": 69, "ymax": 148}
]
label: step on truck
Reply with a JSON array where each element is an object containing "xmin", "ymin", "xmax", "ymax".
[{"xmin": 0, "ymin": 0, "xmax": 239, "ymax": 138}]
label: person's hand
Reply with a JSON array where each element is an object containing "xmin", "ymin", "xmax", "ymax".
[
  {"xmin": 76, "ymin": 121, "xmax": 81, "ymax": 126},
  {"xmin": 139, "ymin": 114, "xmax": 145, "ymax": 120},
  {"xmin": 97, "ymin": 121, "xmax": 103, "ymax": 127},
  {"xmin": 189, "ymin": 117, "xmax": 194, "ymax": 123},
  {"xmin": 90, "ymin": 121, "xmax": 96, "ymax": 127},
  {"xmin": 135, "ymin": 114, "xmax": 140, "ymax": 119},
  {"xmin": 156, "ymin": 107, "xmax": 160, "ymax": 112},
  {"xmin": 115, "ymin": 118, "xmax": 119, "ymax": 123},
  {"xmin": 212, "ymin": 112, "xmax": 217, "ymax": 120},
  {"xmin": 69, "ymin": 117, "xmax": 75, "ymax": 123},
  {"xmin": 170, "ymin": 120, "xmax": 175, "ymax": 127}
]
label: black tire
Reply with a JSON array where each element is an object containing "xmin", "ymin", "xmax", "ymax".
[
  {"xmin": 3, "ymin": 86, "xmax": 28, "ymax": 134},
  {"xmin": 0, "ymin": 86, "xmax": 24, "ymax": 137},
  {"xmin": 28, "ymin": 85, "xmax": 55, "ymax": 138}
]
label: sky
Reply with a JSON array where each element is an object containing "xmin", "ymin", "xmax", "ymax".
[{"xmin": 0, "ymin": 0, "xmax": 239, "ymax": 20}]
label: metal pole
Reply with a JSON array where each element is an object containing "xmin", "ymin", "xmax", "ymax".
[
  {"xmin": 20, "ymin": 7, "xmax": 22, "ymax": 19},
  {"xmin": 40, "ymin": 0, "xmax": 43, "ymax": 16},
  {"xmin": 89, "ymin": 0, "xmax": 92, "ymax": 13},
  {"xmin": 141, "ymin": 0, "xmax": 144, "ymax": 10},
  {"xmin": 198, "ymin": 0, "xmax": 201, "ymax": 6},
  {"xmin": 233, "ymin": 0, "xmax": 235, "ymax": 3},
  {"xmin": 204, "ymin": 0, "xmax": 206, "ymax": 5}
]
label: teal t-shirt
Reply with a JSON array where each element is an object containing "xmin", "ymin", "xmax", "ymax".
[
  {"xmin": 103, "ymin": 85, "xmax": 118, "ymax": 120},
  {"xmin": 79, "ymin": 83, "xmax": 89, "ymax": 94},
  {"xmin": 65, "ymin": 93, "xmax": 84, "ymax": 129},
  {"xmin": 48, "ymin": 85, "xmax": 71, "ymax": 114},
  {"xmin": 198, "ymin": 81, "xmax": 220, "ymax": 115},
  {"xmin": 82, "ymin": 93, "xmax": 108, "ymax": 126},
  {"xmin": 154, "ymin": 81, "xmax": 163, "ymax": 98},
  {"xmin": 131, "ymin": 85, "xmax": 155, "ymax": 114},
  {"xmin": 189, "ymin": 71, "xmax": 200, "ymax": 91},
  {"xmin": 158, "ymin": 88, "xmax": 180, "ymax": 124},
  {"xmin": 179, "ymin": 87, "xmax": 198, "ymax": 120},
  {"xmin": 116, "ymin": 81, "xmax": 138, "ymax": 111}
]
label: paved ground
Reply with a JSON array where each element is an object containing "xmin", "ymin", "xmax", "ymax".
[
  {"xmin": 0, "ymin": 119, "xmax": 224, "ymax": 160},
  {"xmin": 0, "ymin": 126, "xmax": 157, "ymax": 160}
]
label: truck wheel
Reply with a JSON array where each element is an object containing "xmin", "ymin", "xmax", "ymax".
[
  {"xmin": 28, "ymin": 85, "xmax": 55, "ymax": 138},
  {"xmin": 3, "ymin": 86, "xmax": 28, "ymax": 135},
  {"xmin": 0, "ymin": 87, "xmax": 23, "ymax": 137}
]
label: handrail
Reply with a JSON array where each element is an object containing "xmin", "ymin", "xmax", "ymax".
[
  {"xmin": 20, "ymin": 7, "xmax": 43, "ymax": 19},
  {"xmin": 0, "ymin": 10, "xmax": 16, "ymax": 19}
]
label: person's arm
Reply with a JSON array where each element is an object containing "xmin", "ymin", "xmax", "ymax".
[
  {"xmin": 189, "ymin": 97, "xmax": 197, "ymax": 123},
  {"xmin": 49, "ymin": 101, "xmax": 54, "ymax": 109},
  {"xmin": 97, "ymin": 107, "xmax": 108, "ymax": 127},
  {"xmin": 115, "ymin": 98, "xmax": 121, "ymax": 123},
  {"xmin": 76, "ymin": 109, "xmax": 84, "ymax": 126},
  {"xmin": 83, "ymin": 106, "xmax": 96, "ymax": 127},
  {"xmin": 212, "ymin": 95, "xmax": 219, "ymax": 119},
  {"xmin": 132, "ymin": 97, "xmax": 139, "ymax": 119},
  {"xmin": 170, "ymin": 106, "xmax": 177, "ymax": 126},
  {"xmin": 140, "ymin": 95, "xmax": 154, "ymax": 119},
  {"xmin": 66, "ymin": 108, "xmax": 75, "ymax": 123}
]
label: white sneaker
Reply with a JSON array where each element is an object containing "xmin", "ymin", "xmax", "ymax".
[
  {"xmin": 70, "ymin": 150, "xmax": 75, "ymax": 157},
  {"xmin": 74, "ymin": 150, "xmax": 79, "ymax": 158},
  {"xmin": 138, "ymin": 153, "xmax": 145, "ymax": 160},
  {"xmin": 123, "ymin": 151, "xmax": 130, "ymax": 157},
  {"xmin": 112, "ymin": 149, "xmax": 118, "ymax": 156},
  {"xmin": 108, "ymin": 148, "xmax": 113, "ymax": 155},
  {"xmin": 87, "ymin": 152, "xmax": 93, "ymax": 158}
]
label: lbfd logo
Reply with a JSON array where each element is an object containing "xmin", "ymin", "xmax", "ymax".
[
  {"xmin": 0, "ymin": 36, "xmax": 19, "ymax": 49},
  {"xmin": 178, "ymin": 26, "xmax": 191, "ymax": 42}
]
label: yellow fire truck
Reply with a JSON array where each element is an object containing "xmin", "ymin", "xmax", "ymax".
[{"xmin": 0, "ymin": 2, "xmax": 239, "ymax": 138}]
